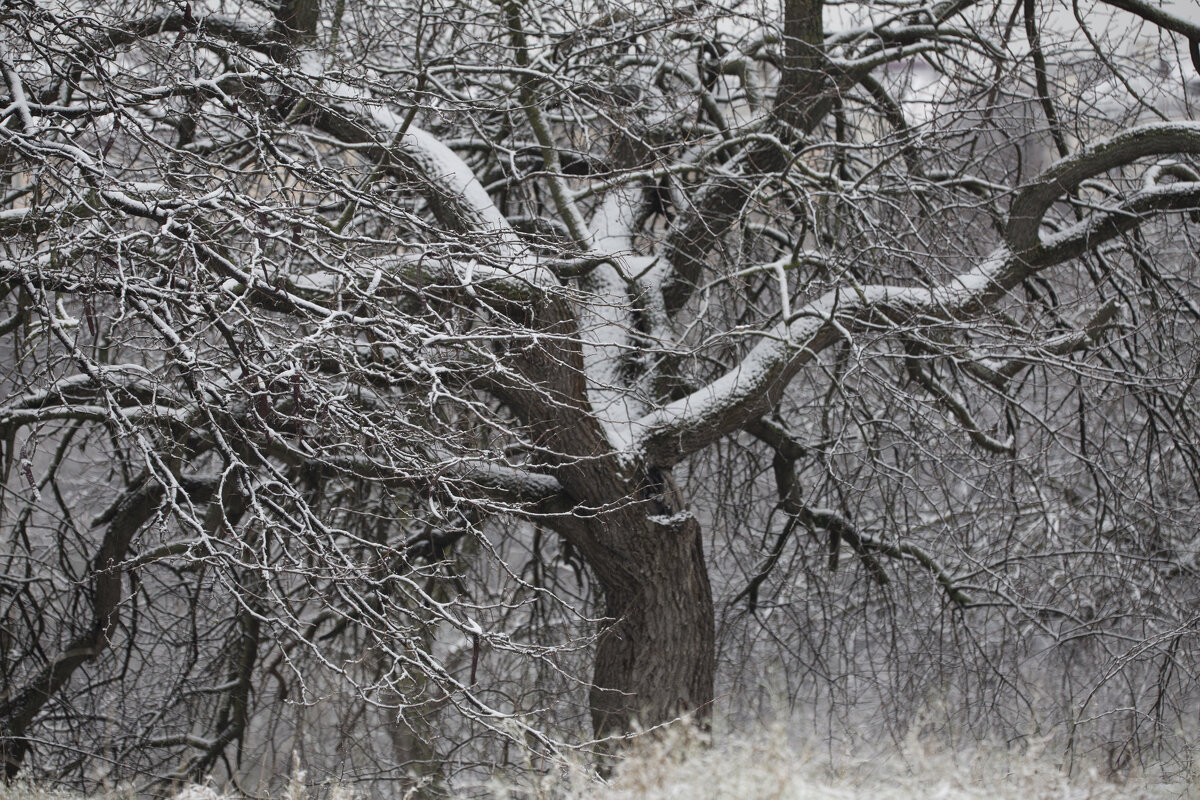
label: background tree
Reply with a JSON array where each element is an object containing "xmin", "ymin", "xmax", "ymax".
[{"xmin": 3, "ymin": 0, "xmax": 1200, "ymax": 790}]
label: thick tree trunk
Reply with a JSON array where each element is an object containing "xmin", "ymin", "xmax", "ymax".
[
  {"xmin": 494, "ymin": 278, "xmax": 717, "ymax": 738},
  {"xmin": 584, "ymin": 508, "xmax": 715, "ymax": 738}
]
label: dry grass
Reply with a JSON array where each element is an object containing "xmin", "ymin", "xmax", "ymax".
[
  {"xmin": 3, "ymin": 728, "xmax": 1197, "ymax": 800},
  {"xmin": 492, "ymin": 726, "xmax": 1200, "ymax": 800}
]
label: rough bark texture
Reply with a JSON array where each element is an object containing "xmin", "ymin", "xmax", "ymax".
[
  {"xmin": 495, "ymin": 298, "xmax": 717, "ymax": 735},
  {"xmin": 587, "ymin": 510, "xmax": 715, "ymax": 737},
  {"xmin": 777, "ymin": 0, "xmax": 829, "ymax": 132}
]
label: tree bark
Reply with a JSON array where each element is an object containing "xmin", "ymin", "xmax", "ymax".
[
  {"xmin": 494, "ymin": 307, "xmax": 717, "ymax": 738},
  {"xmin": 586, "ymin": 508, "xmax": 715, "ymax": 738}
]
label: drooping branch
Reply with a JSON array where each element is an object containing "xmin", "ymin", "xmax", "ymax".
[
  {"xmin": 904, "ymin": 346, "xmax": 1016, "ymax": 455},
  {"xmin": 735, "ymin": 428, "xmax": 970, "ymax": 611}
]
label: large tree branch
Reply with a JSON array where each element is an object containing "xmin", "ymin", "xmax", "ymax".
[
  {"xmin": 1006, "ymin": 122, "xmax": 1200, "ymax": 254},
  {"xmin": 634, "ymin": 129, "xmax": 1200, "ymax": 466},
  {"xmin": 314, "ymin": 453, "xmax": 569, "ymax": 509},
  {"xmin": 1093, "ymin": 0, "xmax": 1200, "ymax": 41}
]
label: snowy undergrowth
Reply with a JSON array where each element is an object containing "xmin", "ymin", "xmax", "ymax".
[
  {"xmin": 3, "ymin": 730, "xmax": 1197, "ymax": 800},
  {"xmin": 493, "ymin": 726, "xmax": 1200, "ymax": 800}
]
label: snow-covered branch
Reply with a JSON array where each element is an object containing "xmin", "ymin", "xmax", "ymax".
[{"xmin": 635, "ymin": 140, "xmax": 1200, "ymax": 466}]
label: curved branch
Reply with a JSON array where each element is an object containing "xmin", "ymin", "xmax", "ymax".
[
  {"xmin": 1093, "ymin": 0, "xmax": 1200, "ymax": 41},
  {"xmin": 636, "ymin": 169, "xmax": 1200, "ymax": 467},
  {"xmin": 1006, "ymin": 122, "xmax": 1200, "ymax": 254},
  {"xmin": 0, "ymin": 478, "xmax": 193, "ymax": 776}
]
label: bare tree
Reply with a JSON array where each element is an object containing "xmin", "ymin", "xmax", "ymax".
[{"xmin": 3, "ymin": 0, "xmax": 1200, "ymax": 788}]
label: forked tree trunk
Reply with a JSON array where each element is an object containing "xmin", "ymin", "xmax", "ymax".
[{"xmin": 496, "ymin": 298, "xmax": 719, "ymax": 738}]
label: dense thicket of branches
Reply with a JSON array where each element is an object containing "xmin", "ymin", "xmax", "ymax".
[{"xmin": 3, "ymin": 0, "xmax": 1200, "ymax": 793}]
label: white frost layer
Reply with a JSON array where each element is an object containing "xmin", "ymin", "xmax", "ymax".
[
  {"xmin": 396, "ymin": 123, "xmax": 518, "ymax": 243},
  {"xmin": 578, "ymin": 187, "xmax": 650, "ymax": 447},
  {"xmin": 629, "ymin": 247, "xmax": 1012, "ymax": 457},
  {"xmin": 296, "ymin": 54, "xmax": 547, "ymax": 284}
]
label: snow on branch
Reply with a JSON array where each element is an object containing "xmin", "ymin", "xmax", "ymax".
[
  {"xmin": 1006, "ymin": 122, "xmax": 1200, "ymax": 254},
  {"xmin": 50, "ymin": 9, "xmax": 548, "ymax": 288},
  {"xmin": 320, "ymin": 453, "xmax": 566, "ymax": 507},
  {"xmin": 634, "ymin": 137, "xmax": 1200, "ymax": 467},
  {"xmin": 1095, "ymin": 0, "xmax": 1200, "ymax": 42}
]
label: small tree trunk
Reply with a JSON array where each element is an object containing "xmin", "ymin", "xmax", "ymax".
[{"xmin": 586, "ymin": 510, "xmax": 715, "ymax": 738}]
